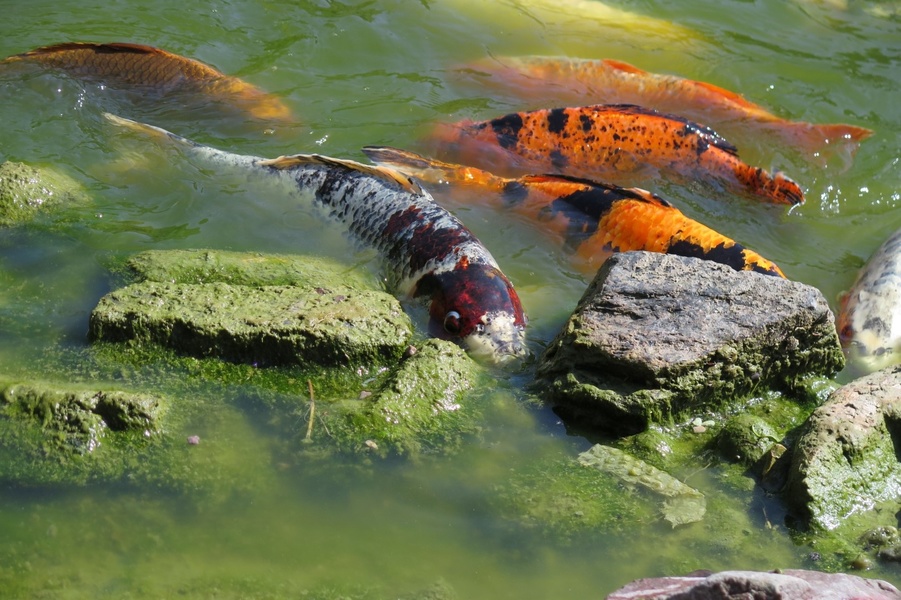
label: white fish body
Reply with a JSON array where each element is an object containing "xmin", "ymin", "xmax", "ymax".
[{"xmin": 837, "ymin": 227, "xmax": 901, "ymax": 373}]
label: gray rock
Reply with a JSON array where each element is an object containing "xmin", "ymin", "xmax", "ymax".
[
  {"xmin": 786, "ymin": 364, "xmax": 901, "ymax": 530},
  {"xmin": 89, "ymin": 281, "xmax": 413, "ymax": 368},
  {"xmin": 606, "ymin": 569, "xmax": 901, "ymax": 599},
  {"xmin": 537, "ymin": 252, "xmax": 844, "ymax": 433},
  {"xmin": 0, "ymin": 160, "xmax": 90, "ymax": 226}
]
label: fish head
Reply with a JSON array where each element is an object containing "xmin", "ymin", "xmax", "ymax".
[{"xmin": 415, "ymin": 263, "xmax": 528, "ymax": 366}]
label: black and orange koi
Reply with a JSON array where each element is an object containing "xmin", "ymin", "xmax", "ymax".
[
  {"xmin": 103, "ymin": 114, "xmax": 527, "ymax": 365},
  {"xmin": 429, "ymin": 103, "xmax": 805, "ymax": 206},
  {"xmin": 460, "ymin": 56, "xmax": 872, "ymax": 156},
  {"xmin": 363, "ymin": 146, "xmax": 785, "ymax": 278}
]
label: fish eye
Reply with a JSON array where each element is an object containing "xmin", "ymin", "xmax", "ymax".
[{"xmin": 444, "ymin": 310, "xmax": 462, "ymax": 335}]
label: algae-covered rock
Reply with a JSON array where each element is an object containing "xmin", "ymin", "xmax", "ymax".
[
  {"xmin": 0, "ymin": 378, "xmax": 275, "ymax": 498},
  {"xmin": 537, "ymin": 252, "xmax": 844, "ymax": 434},
  {"xmin": 126, "ymin": 248, "xmax": 378, "ymax": 290},
  {"xmin": 717, "ymin": 413, "xmax": 780, "ymax": 467},
  {"xmin": 0, "ymin": 161, "xmax": 90, "ymax": 226},
  {"xmin": 0, "ymin": 381, "xmax": 167, "ymax": 454},
  {"xmin": 89, "ymin": 281, "xmax": 413, "ymax": 368},
  {"xmin": 786, "ymin": 364, "xmax": 901, "ymax": 531},
  {"xmin": 325, "ymin": 338, "xmax": 484, "ymax": 456}
]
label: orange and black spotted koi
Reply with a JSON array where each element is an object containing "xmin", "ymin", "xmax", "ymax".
[
  {"xmin": 460, "ymin": 56, "xmax": 872, "ymax": 156},
  {"xmin": 362, "ymin": 146, "xmax": 786, "ymax": 278},
  {"xmin": 429, "ymin": 103, "xmax": 805, "ymax": 206},
  {"xmin": 103, "ymin": 114, "xmax": 527, "ymax": 365},
  {"xmin": 1, "ymin": 42, "xmax": 294, "ymax": 123}
]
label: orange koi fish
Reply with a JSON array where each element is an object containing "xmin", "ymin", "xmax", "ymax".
[
  {"xmin": 362, "ymin": 146, "xmax": 785, "ymax": 278},
  {"xmin": 430, "ymin": 104, "xmax": 804, "ymax": 206},
  {"xmin": 461, "ymin": 56, "xmax": 872, "ymax": 155},
  {"xmin": 1, "ymin": 42, "xmax": 293, "ymax": 122}
]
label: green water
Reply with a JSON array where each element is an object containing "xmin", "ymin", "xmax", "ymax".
[{"xmin": 0, "ymin": 0, "xmax": 899, "ymax": 597}]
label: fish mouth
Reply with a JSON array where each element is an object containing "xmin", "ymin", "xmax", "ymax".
[{"xmin": 461, "ymin": 311, "xmax": 529, "ymax": 367}]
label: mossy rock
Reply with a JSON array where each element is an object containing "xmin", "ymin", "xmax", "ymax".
[
  {"xmin": 321, "ymin": 338, "xmax": 486, "ymax": 457},
  {"xmin": 89, "ymin": 281, "xmax": 413, "ymax": 368},
  {"xmin": 126, "ymin": 248, "xmax": 378, "ymax": 290},
  {"xmin": 0, "ymin": 161, "xmax": 90, "ymax": 226}
]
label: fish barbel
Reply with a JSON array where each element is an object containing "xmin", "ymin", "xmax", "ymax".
[
  {"xmin": 430, "ymin": 104, "xmax": 805, "ymax": 206},
  {"xmin": 3, "ymin": 42, "xmax": 293, "ymax": 122},
  {"xmin": 837, "ymin": 227, "xmax": 901, "ymax": 373},
  {"xmin": 460, "ymin": 56, "xmax": 872, "ymax": 155},
  {"xmin": 102, "ymin": 114, "xmax": 527, "ymax": 365},
  {"xmin": 362, "ymin": 146, "xmax": 785, "ymax": 278}
]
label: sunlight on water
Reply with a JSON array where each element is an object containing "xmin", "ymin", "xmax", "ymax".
[{"xmin": 0, "ymin": 0, "xmax": 898, "ymax": 597}]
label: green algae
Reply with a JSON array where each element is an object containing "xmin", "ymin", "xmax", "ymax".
[
  {"xmin": 0, "ymin": 161, "xmax": 90, "ymax": 226},
  {"xmin": 89, "ymin": 281, "xmax": 413, "ymax": 368},
  {"xmin": 126, "ymin": 248, "xmax": 379, "ymax": 290}
]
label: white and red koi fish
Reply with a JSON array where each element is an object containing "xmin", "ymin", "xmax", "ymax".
[
  {"xmin": 837, "ymin": 227, "xmax": 901, "ymax": 373},
  {"xmin": 459, "ymin": 56, "xmax": 872, "ymax": 156},
  {"xmin": 102, "ymin": 114, "xmax": 527, "ymax": 365}
]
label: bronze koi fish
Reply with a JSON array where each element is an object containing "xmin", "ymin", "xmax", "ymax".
[{"xmin": 3, "ymin": 42, "xmax": 293, "ymax": 122}]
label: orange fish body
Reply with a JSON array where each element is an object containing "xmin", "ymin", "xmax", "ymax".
[
  {"xmin": 2, "ymin": 42, "xmax": 293, "ymax": 122},
  {"xmin": 430, "ymin": 104, "xmax": 804, "ymax": 206},
  {"xmin": 362, "ymin": 146, "xmax": 786, "ymax": 278},
  {"xmin": 463, "ymin": 56, "xmax": 872, "ymax": 154}
]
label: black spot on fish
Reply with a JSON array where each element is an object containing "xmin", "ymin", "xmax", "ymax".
[
  {"xmin": 501, "ymin": 181, "xmax": 529, "ymax": 207},
  {"xmin": 668, "ymin": 239, "xmax": 747, "ymax": 272},
  {"xmin": 490, "ymin": 113, "xmax": 524, "ymax": 150},
  {"xmin": 547, "ymin": 108, "xmax": 568, "ymax": 134},
  {"xmin": 547, "ymin": 186, "xmax": 622, "ymax": 252},
  {"xmin": 579, "ymin": 113, "xmax": 593, "ymax": 132}
]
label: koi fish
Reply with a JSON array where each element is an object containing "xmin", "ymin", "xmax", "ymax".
[
  {"xmin": 460, "ymin": 56, "xmax": 872, "ymax": 155},
  {"xmin": 2, "ymin": 42, "xmax": 293, "ymax": 122},
  {"xmin": 836, "ymin": 227, "xmax": 901, "ymax": 373},
  {"xmin": 430, "ymin": 104, "xmax": 805, "ymax": 206},
  {"xmin": 362, "ymin": 146, "xmax": 785, "ymax": 278},
  {"xmin": 102, "ymin": 114, "xmax": 527, "ymax": 365}
]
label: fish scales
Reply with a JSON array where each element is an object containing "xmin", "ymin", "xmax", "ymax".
[
  {"xmin": 431, "ymin": 103, "xmax": 804, "ymax": 205},
  {"xmin": 103, "ymin": 114, "xmax": 526, "ymax": 365},
  {"xmin": 362, "ymin": 146, "xmax": 785, "ymax": 278},
  {"xmin": 837, "ymin": 227, "xmax": 901, "ymax": 373},
  {"xmin": 3, "ymin": 42, "xmax": 292, "ymax": 122}
]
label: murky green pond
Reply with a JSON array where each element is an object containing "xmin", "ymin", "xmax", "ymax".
[{"xmin": 0, "ymin": 0, "xmax": 899, "ymax": 597}]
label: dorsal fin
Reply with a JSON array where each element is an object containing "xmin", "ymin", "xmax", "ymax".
[
  {"xmin": 259, "ymin": 154, "xmax": 423, "ymax": 194},
  {"xmin": 598, "ymin": 103, "xmax": 739, "ymax": 156},
  {"xmin": 520, "ymin": 173, "xmax": 674, "ymax": 208},
  {"xmin": 13, "ymin": 42, "xmax": 168, "ymax": 59}
]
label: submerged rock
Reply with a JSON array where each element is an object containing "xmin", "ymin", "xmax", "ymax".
[
  {"xmin": 537, "ymin": 251, "xmax": 844, "ymax": 434},
  {"xmin": 89, "ymin": 280, "xmax": 413, "ymax": 368},
  {"xmin": 0, "ymin": 381, "xmax": 167, "ymax": 454},
  {"xmin": 578, "ymin": 444, "xmax": 705, "ymax": 526},
  {"xmin": 0, "ymin": 160, "xmax": 90, "ymax": 226},
  {"xmin": 786, "ymin": 364, "xmax": 901, "ymax": 530},
  {"xmin": 606, "ymin": 568, "xmax": 901, "ymax": 599}
]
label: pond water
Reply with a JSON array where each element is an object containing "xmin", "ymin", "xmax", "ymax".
[{"xmin": 0, "ymin": 0, "xmax": 899, "ymax": 597}]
